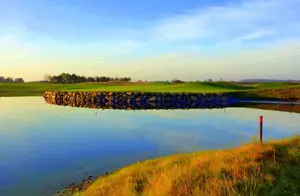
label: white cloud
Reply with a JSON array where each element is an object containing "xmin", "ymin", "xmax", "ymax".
[
  {"xmin": 146, "ymin": 0, "xmax": 300, "ymax": 43},
  {"xmin": 234, "ymin": 30, "xmax": 276, "ymax": 42},
  {"xmin": 151, "ymin": 13, "xmax": 208, "ymax": 41}
]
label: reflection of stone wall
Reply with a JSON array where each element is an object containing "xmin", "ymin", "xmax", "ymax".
[{"xmin": 43, "ymin": 91, "xmax": 234, "ymax": 110}]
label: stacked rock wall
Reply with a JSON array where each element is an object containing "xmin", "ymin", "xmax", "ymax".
[{"xmin": 43, "ymin": 91, "xmax": 234, "ymax": 110}]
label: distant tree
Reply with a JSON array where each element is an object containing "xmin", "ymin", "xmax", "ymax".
[
  {"xmin": 118, "ymin": 77, "xmax": 129, "ymax": 82},
  {"xmin": 70, "ymin": 74, "xmax": 77, "ymax": 83},
  {"xmin": 5, "ymin": 77, "xmax": 14, "ymax": 83},
  {"xmin": 171, "ymin": 79, "xmax": 184, "ymax": 84},
  {"xmin": 51, "ymin": 75, "xmax": 63, "ymax": 83},
  {"xmin": 98, "ymin": 76, "xmax": 110, "ymax": 82},
  {"xmin": 60, "ymin": 73, "xmax": 69, "ymax": 84},
  {"xmin": 124, "ymin": 77, "xmax": 132, "ymax": 82},
  {"xmin": 14, "ymin": 78, "xmax": 24, "ymax": 83},
  {"xmin": 87, "ymin": 77, "xmax": 95, "ymax": 82},
  {"xmin": 44, "ymin": 74, "xmax": 52, "ymax": 82},
  {"xmin": 0, "ymin": 76, "xmax": 5, "ymax": 82},
  {"xmin": 46, "ymin": 73, "xmax": 131, "ymax": 84},
  {"xmin": 81, "ymin": 76, "xmax": 87, "ymax": 83}
]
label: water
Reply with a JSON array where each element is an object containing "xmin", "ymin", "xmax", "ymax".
[
  {"xmin": 0, "ymin": 97, "xmax": 299, "ymax": 196},
  {"xmin": 238, "ymin": 100, "xmax": 300, "ymax": 105}
]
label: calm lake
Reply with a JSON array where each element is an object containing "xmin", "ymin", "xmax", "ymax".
[{"xmin": 0, "ymin": 97, "xmax": 299, "ymax": 196}]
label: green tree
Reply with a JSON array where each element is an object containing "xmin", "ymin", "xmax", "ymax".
[
  {"xmin": 14, "ymin": 78, "xmax": 24, "ymax": 83},
  {"xmin": 5, "ymin": 77, "xmax": 14, "ymax": 83},
  {"xmin": 0, "ymin": 76, "xmax": 5, "ymax": 82},
  {"xmin": 87, "ymin": 77, "xmax": 95, "ymax": 82}
]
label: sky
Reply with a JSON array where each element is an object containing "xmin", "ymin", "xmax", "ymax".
[{"xmin": 0, "ymin": 0, "xmax": 300, "ymax": 81}]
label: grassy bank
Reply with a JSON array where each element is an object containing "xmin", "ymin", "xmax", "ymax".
[
  {"xmin": 60, "ymin": 136, "xmax": 300, "ymax": 196},
  {"xmin": 1, "ymin": 81, "xmax": 299, "ymax": 97}
]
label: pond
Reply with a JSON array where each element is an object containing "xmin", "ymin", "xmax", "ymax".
[{"xmin": 0, "ymin": 97, "xmax": 299, "ymax": 196}]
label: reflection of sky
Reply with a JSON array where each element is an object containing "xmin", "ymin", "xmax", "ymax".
[{"xmin": 0, "ymin": 97, "xmax": 299, "ymax": 196}]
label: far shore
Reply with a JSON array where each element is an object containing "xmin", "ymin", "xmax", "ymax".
[{"xmin": 1, "ymin": 82, "xmax": 300, "ymax": 102}]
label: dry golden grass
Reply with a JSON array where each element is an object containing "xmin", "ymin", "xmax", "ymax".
[{"xmin": 68, "ymin": 136, "xmax": 300, "ymax": 196}]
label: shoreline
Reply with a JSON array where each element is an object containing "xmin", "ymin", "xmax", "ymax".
[{"xmin": 56, "ymin": 136, "xmax": 300, "ymax": 196}]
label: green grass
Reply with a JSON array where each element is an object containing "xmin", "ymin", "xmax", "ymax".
[
  {"xmin": 68, "ymin": 82, "xmax": 252, "ymax": 93},
  {"xmin": 59, "ymin": 136, "xmax": 300, "ymax": 196},
  {"xmin": 1, "ymin": 82, "xmax": 299, "ymax": 97}
]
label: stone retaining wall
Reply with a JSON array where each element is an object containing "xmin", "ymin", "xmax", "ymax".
[{"xmin": 43, "ymin": 91, "xmax": 235, "ymax": 110}]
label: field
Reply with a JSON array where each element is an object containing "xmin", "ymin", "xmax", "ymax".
[
  {"xmin": 1, "ymin": 81, "xmax": 299, "ymax": 97},
  {"xmin": 60, "ymin": 136, "xmax": 300, "ymax": 196}
]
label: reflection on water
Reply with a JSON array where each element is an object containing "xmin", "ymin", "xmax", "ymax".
[
  {"xmin": 0, "ymin": 97, "xmax": 299, "ymax": 196},
  {"xmin": 241, "ymin": 103, "xmax": 300, "ymax": 113},
  {"xmin": 44, "ymin": 93, "xmax": 300, "ymax": 114}
]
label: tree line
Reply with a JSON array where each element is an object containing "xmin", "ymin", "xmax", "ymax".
[
  {"xmin": 0, "ymin": 76, "xmax": 24, "ymax": 83},
  {"xmin": 44, "ymin": 73, "xmax": 132, "ymax": 83}
]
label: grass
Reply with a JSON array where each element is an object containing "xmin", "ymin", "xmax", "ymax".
[
  {"xmin": 1, "ymin": 81, "xmax": 300, "ymax": 97},
  {"xmin": 61, "ymin": 136, "xmax": 300, "ymax": 196}
]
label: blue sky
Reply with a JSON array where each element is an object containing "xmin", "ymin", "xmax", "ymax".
[{"xmin": 1, "ymin": 0, "xmax": 300, "ymax": 81}]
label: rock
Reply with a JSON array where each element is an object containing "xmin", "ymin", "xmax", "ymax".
[
  {"xmin": 148, "ymin": 96, "xmax": 156, "ymax": 102},
  {"xmin": 43, "ymin": 91, "xmax": 232, "ymax": 110}
]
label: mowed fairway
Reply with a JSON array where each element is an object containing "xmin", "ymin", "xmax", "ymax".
[{"xmin": 0, "ymin": 82, "xmax": 299, "ymax": 96}]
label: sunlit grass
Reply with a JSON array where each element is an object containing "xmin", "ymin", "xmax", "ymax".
[
  {"xmin": 62, "ymin": 136, "xmax": 300, "ymax": 196},
  {"xmin": 1, "ymin": 82, "xmax": 299, "ymax": 96}
]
